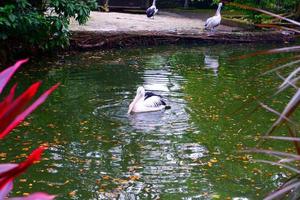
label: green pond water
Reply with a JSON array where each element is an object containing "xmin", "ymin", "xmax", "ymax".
[{"xmin": 1, "ymin": 43, "xmax": 297, "ymax": 199}]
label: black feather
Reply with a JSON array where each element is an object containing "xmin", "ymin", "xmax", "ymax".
[
  {"xmin": 144, "ymin": 92, "xmax": 162, "ymax": 100},
  {"xmin": 160, "ymin": 99, "xmax": 166, "ymax": 105},
  {"xmin": 144, "ymin": 91, "xmax": 168, "ymax": 108},
  {"xmin": 146, "ymin": 7, "xmax": 155, "ymax": 18}
]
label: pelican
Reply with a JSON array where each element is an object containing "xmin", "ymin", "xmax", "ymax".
[
  {"xmin": 146, "ymin": 0, "xmax": 158, "ymax": 19},
  {"xmin": 205, "ymin": 2, "xmax": 223, "ymax": 31},
  {"xmin": 128, "ymin": 86, "xmax": 170, "ymax": 114}
]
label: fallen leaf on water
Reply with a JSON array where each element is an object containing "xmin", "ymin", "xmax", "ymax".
[
  {"xmin": 129, "ymin": 175, "xmax": 140, "ymax": 181},
  {"xmin": 114, "ymin": 178, "xmax": 128, "ymax": 184},
  {"xmin": 69, "ymin": 190, "xmax": 76, "ymax": 197},
  {"xmin": 0, "ymin": 153, "xmax": 7, "ymax": 157},
  {"xmin": 99, "ymin": 189, "xmax": 105, "ymax": 193},
  {"xmin": 22, "ymin": 121, "xmax": 31, "ymax": 126},
  {"xmin": 210, "ymin": 158, "xmax": 218, "ymax": 163},
  {"xmin": 212, "ymin": 194, "xmax": 220, "ymax": 199},
  {"xmin": 207, "ymin": 162, "xmax": 212, "ymax": 167},
  {"xmin": 80, "ymin": 121, "xmax": 88, "ymax": 125},
  {"xmin": 102, "ymin": 175, "xmax": 110, "ymax": 180}
]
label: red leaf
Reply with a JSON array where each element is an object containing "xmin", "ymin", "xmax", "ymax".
[
  {"xmin": 0, "ymin": 164, "xmax": 18, "ymax": 174},
  {"xmin": 0, "ymin": 59, "xmax": 28, "ymax": 94},
  {"xmin": 0, "ymin": 146, "xmax": 47, "ymax": 189},
  {"xmin": 0, "ymin": 83, "xmax": 60, "ymax": 139},
  {"xmin": 0, "ymin": 181, "xmax": 13, "ymax": 199},
  {"xmin": 0, "ymin": 82, "xmax": 41, "ymax": 132},
  {"xmin": 0, "ymin": 84, "xmax": 18, "ymax": 117},
  {"xmin": 8, "ymin": 192, "xmax": 56, "ymax": 200}
]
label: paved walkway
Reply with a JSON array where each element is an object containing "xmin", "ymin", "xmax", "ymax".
[
  {"xmin": 70, "ymin": 11, "xmax": 239, "ymax": 34},
  {"xmin": 69, "ymin": 11, "xmax": 294, "ymax": 50}
]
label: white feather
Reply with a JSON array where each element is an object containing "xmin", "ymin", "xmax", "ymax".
[
  {"xmin": 128, "ymin": 86, "xmax": 168, "ymax": 114},
  {"xmin": 205, "ymin": 3, "xmax": 223, "ymax": 31}
]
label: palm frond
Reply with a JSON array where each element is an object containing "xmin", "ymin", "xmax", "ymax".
[
  {"xmin": 264, "ymin": 181, "xmax": 300, "ymax": 200},
  {"xmin": 262, "ymin": 136, "xmax": 300, "ymax": 142},
  {"xmin": 266, "ymin": 89, "xmax": 300, "ymax": 135},
  {"xmin": 254, "ymin": 159, "xmax": 300, "ymax": 174},
  {"xmin": 228, "ymin": 2, "xmax": 300, "ymax": 27}
]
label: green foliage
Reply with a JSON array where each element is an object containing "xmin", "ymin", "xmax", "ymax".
[
  {"xmin": 223, "ymin": 0, "xmax": 299, "ymax": 24},
  {"xmin": 231, "ymin": 0, "xmax": 298, "ymax": 12},
  {"xmin": 0, "ymin": 0, "xmax": 97, "ymax": 62}
]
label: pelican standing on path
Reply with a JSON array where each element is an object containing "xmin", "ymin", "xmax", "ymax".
[
  {"xmin": 146, "ymin": 0, "xmax": 158, "ymax": 19},
  {"xmin": 205, "ymin": 2, "xmax": 223, "ymax": 31},
  {"xmin": 128, "ymin": 86, "xmax": 170, "ymax": 114}
]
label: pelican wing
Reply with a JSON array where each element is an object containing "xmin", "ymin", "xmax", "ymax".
[
  {"xmin": 144, "ymin": 92, "xmax": 166, "ymax": 107},
  {"xmin": 205, "ymin": 17, "xmax": 214, "ymax": 27},
  {"xmin": 146, "ymin": 6, "xmax": 155, "ymax": 17},
  {"xmin": 205, "ymin": 15, "xmax": 221, "ymax": 29}
]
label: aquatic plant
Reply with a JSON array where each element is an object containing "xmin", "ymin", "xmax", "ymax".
[{"xmin": 0, "ymin": 59, "xmax": 59, "ymax": 199}]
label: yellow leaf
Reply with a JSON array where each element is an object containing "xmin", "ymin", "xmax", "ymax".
[
  {"xmin": 129, "ymin": 175, "xmax": 140, "ymax": 181},
  {"xmin": 212, "ymin": 194, "xmax": 220, "ymax": 199},
  {"xmin": 102, "ymin": 175, "xmax": 110, "ymax": 180},
  {"xmin": 0, "ymin": 153, "xmax": 7, "ymax": 158},
  {"xmin": 69, "ymin": 190, "xmax": 76, "ymax": 197}
]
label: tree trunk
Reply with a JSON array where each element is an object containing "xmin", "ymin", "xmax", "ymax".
[
  {"xmin": 184, "ymin": 0, "xmax": 189, "ymax": 9},
  {"xmin": 296, "ymin": 2, "xmax": 300, "ymax": 20}
]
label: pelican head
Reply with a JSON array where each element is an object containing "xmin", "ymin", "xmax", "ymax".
[
  {"xmin": 136, "ymin": 86, "xmax": 145, "ymax": 96},
  {"xmin": 128, "ymin": 86, "xmax": 145, "ymax": 114},
  {"xmin": 216, "ymin": 2, "xmax": 223, "ymax": 14}
]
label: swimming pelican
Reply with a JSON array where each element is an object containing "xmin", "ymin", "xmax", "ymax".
[
  {"xmin": 146, "ymin": 0, "xmax": 158, "ymax": 19},
  {"xmin": 205, "ymin": 2, "xmax": 223, "ymax": 31},
  {"xmin": 128, "ymin": 86, "xmax": 170, "ymax": 114}
]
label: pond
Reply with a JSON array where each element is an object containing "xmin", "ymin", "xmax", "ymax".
[{"xmin": 1, "ymin": 43, "xmax": 296, "ymax": 199}]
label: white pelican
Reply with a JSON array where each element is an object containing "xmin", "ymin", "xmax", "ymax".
[
  {"xmin": 128, "ymin": 86, "xmax": 170, "ymax": 114},
  {"xmin": 146, "ymin": 0, "xmax": 158, "ymax": 19},
  {"xmin": 205, "ymin": 2, "xmax": 223, "ymax": 31}
]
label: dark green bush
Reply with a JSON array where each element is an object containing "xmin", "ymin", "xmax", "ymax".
[{"xmin": 0, "ymin": 0, "xmax": 97, "ymax": 64}]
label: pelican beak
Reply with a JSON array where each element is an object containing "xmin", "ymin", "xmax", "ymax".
[
  {"xmin": 128, "ymin": 103, "xmax": 134, "ymax": 114},
  {"xmin": 128, "ymin": 94, "xmax": 140, "ymax": 114}
]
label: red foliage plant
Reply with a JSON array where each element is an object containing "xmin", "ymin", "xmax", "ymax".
[{"xmin": 0, "ymin": 59, "xmax": 59, "ymax": 199}]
